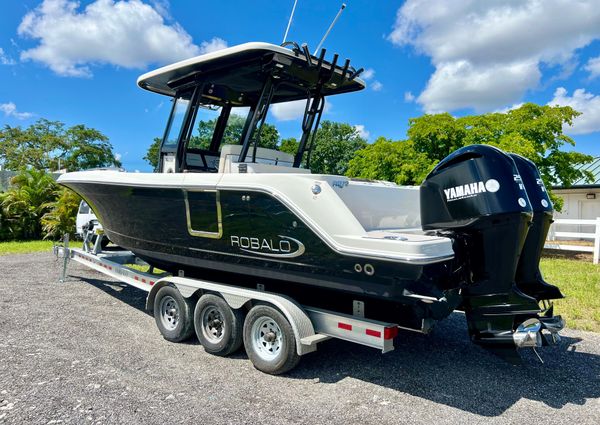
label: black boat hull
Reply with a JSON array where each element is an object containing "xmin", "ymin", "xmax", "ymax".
[{"xmin": 64, "ymin": 181, "xmax": 459, "ymax": 329}]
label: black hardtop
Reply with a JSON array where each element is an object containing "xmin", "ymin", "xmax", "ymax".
[{"xmin": 137, "ymin": 42, "xmax": 365, "ymax": 106}]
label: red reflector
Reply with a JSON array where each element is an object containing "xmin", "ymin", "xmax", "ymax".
[
  {"xmin": 109, "ymin": 266, "xmax": 112, "ymax": 270},
  {"xmin": 134, "ymin": 276, "xmax": 139, "ymax": 281},
  {"xmin": 142, "ymin": 279, "xmax": 146, "ymax": 283},
  {"xmin": 150, "ymin": 281, "xmax": 155, "ymax": 286},
  {"xmin": 338, "ymin": 322, "xmax": 352, "ymax": 331},
  {"xmin": 366, "ymin": 329, "xmax": 381, "ymax": 338},
  {"xmin": 384, "ymin": 326, "xmax": 399, "ymax": 340}
]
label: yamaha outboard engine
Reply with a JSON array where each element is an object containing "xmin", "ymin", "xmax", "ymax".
[
  {"xmin": 420, "ymin": 145, "xmax": 563, "ymax": 357},
  {"xmin": 509, "ymin": 154, "xmax": 564, "ymax": 302}
]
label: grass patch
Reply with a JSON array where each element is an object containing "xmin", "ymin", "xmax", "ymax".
[
  {"xmin": 0, "ymin": 240, "xmax": 54, "ymax": 255},
  {"xmin": 540, "ymin": 256, "xmax": 600, "ymax": 332},
  {"xmin": 125, "ymin": 263, "xmax": 166, "ymax": 275}
]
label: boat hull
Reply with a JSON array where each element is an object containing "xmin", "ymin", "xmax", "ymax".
[{"xmin": 62, "ymin": 180, "xmax": 460, "ymax": 328}]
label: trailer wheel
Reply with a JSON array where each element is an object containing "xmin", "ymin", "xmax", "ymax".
[
  {"xmin": 194, "ymin": 294, "xmax": 244, "ymax": 356},
  {"xmin": 153, "ymin": 286, "xmax": 194, "ymax": 342},
  {"xmin": 243, "ymin": 305, "xmax": 300, "ymax": 375}
]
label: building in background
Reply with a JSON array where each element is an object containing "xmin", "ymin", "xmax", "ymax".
[{"xmin": 552, "ymin": 157, "xmax": 600, "ymax": 236}]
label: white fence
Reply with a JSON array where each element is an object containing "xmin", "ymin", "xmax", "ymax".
[{"xmin": 545, "ymin": 217, "xmax": 600, "ymax": 264}]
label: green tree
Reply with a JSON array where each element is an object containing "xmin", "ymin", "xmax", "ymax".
[
  {"xmin": 0, "ymin": 169, "xmax": 57, "ymax": 240},
  {"xmin": 346, "ymin": 138, "xmax": 433, "ymax": 185},
  {"xmin": 0, "ymin": 118, "xmax": 121, "ymax": 171},
  {"xmin": 144, "ymin": 137, "xmax": 162, "ymax": 171},
  {"xmin": 279, "ymin": 137, "xmax": 299, "ymax": 155},
  {"xmin": 407, "ymin": 104, "xmax": 593, "ymax": 187},
  {"xmin": 189, "ymin": 114, "xmax": 280, "ymax": 150},
  {"xmin": 309, "ymin": 121, "xmax": 367, "ymax": 175},
  {"xmin": 145, "ymin": 115, "xmax": 283, "ymax": 168},
  {"xmin": 404, "ymin": 103, "xmax": 593, "ymax": 208},
  {"xmin": 41, "ymin": 187, "xmax": 81, "ymax": 240}
]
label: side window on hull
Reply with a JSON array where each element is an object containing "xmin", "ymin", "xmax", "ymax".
[{"xmin": 184, "ymin": 190, "xmax": 222, "ymax": 238}]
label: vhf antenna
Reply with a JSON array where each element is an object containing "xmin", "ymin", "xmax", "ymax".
[
  {"xmin": 282, "ymin": 0, "xmax": 299, "ymax": 43},
  {"xmin": 314, "ymin": 3, "xmax": 346, "ymax": 54}
]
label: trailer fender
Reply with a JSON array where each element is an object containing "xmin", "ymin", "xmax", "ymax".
[{"xmin": 147, "ymin": 277, "xmax": 318, "ymax": 356}]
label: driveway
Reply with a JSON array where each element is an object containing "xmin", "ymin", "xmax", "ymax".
[{"xmin": 1, "ymin": 252, "xmax": 599, "ymax": 424}]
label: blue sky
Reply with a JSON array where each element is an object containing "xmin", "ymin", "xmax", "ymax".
[{"xmin": 1, "ymin": 0, "xmax": 600, "ymax": 171}]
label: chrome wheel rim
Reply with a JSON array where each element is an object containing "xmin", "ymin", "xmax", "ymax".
[
  {"xmin": 201, "ymin": 306, "xmax": 225, "ymax": 343},
  {"xmin": 251, "ymin": 316, "xmax": 283, "ymax": 361},
  {"xmin": 159, "ymin": 295, "xmax": 179, "ymax": 331}
]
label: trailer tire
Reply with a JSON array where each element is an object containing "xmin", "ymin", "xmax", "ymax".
[
  {"xmin": 153, "ymin": 286, "xmax": 194, "ymax": 343},
  {"xmin": 194, "ymin": 294, "xmax": 244, "ymax": 356},
  {"xmin": 243, "ymin": 305, "xmax": 300, "ymax": 375}
]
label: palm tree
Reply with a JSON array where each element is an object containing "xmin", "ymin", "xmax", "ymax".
[
  {"xmin": 41, "ymin": 187, "xmax": 81, "ymax": 240},
  {"xmin": 0, "ymin": 169, "xmax": 57, "ymax": 240}
]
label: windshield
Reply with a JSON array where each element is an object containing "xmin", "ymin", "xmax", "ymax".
[{"xmin": 162, "ymin": 98, "xmax": 189, "ymax": 148}]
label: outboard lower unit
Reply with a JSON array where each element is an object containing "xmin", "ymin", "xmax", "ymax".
[{"xmin": 420, "ymin": 145, "xmax": 564, "ymax": 359}]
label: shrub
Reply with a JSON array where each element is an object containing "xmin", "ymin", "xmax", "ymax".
[{"xmin": 41, "ymin": 187, "xmax": 81, "ymax": 240}]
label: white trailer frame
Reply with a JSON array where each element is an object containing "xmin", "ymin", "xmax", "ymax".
[{"xmin": 54, "ymin": 240, "xmax": 400, "ymax": 359}]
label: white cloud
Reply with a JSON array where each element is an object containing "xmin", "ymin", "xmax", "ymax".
[
  {"xmin": 362, "ymin": 68, "xmax": 375, "ymax": 80},
  {"xmin": 0, "ymin": 48, "xmax": 16, "ymax": 65},
  {"xmin": 389, "ymin": 0, "xmax": 600, "ymax": 112},
  {"xmin": 404, "ymin": 91, "xmax": 415, "ymax": 102},
  {"xmin": 353, "ymin": 124, "xmax": 370, "ymax": 140},
  {"xmin": 371, "ymin": 81, "xmax": 383, "ymax": 92},
  {"xmin": 199, "ymin": 37, "xmax": 228, "ymax": 54},
  {"xmin": 585, "ymin": 56, "xmax": 600, "ymax": 80},
  {"xmin": 270, "ymin": 99, "xmax": 331, "ymax": 121},
  {"xmin": 419, "ymin": 60, "xmax": 540, "ymax": 113},
  {"xmin": 494, "ymin": 103, "xmax": 524, "ymax": 114},
  {"xmin": 359, "ymin": 68, "xmax": 382, "ymax": 91},
  {"xmin": 0, "ymin": 102, "xmax": 34, "ymax": 120},
  {"xmin": 549, "ymin": 87, "xmax": 600, "ymax": 135},
  {"xmin": 17, "ymin": 0, "xmax": 225, "ymax": 77},
  {"xmin": 114, "ymin": 152, "xmax": 122, "ymax": 161}
]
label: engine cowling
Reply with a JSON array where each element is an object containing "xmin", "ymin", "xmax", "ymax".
[
  {"xmin": 509, "ymin": 153, "xmax": 563, "ymax": 302},
  {"xmin": 420, "ymin": 145, "xmax": 544, "ymax": 350}
]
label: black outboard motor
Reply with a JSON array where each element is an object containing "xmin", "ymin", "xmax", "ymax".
[
  {"xmin": 420, "ymin": 145, "xmax": 554, "ymax": 354},
  {"xmin": 509, "ymin": 154, "xmax": 564, "ymax": 302}
]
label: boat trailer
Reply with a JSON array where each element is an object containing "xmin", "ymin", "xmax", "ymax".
[{"xmin": 54, "ymin": 233, "xmax": 401, "ymax": 374}]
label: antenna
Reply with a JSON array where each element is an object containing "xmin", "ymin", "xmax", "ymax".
[
  {"xmin": 314, "ymin": 3, "xmax": 346, "ymax": 54},
  {"xmin": 282, "ymin": 0, "xmax": 299, "ymax": 44}
]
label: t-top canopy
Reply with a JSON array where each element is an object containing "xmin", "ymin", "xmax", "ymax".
[{"xmin": 137, "ymin": 42, "xmax": 365, "ymax": 105}]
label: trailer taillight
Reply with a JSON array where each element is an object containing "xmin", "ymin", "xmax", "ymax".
[{"xmin": 383, "ymin": 326, "xmax": 398, "ymax": 340}]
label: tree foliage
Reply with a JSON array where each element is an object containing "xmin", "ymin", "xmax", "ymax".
[
  {"xmin": 143, "ymin": 137, "xmax": 162, "ymax": 171},
  {"xmin": 189, "ymin": 114, "xmax": 280, "ymax": 150},
  {"xmin": 0, "ymin": 118, "xmax": 120, "ymax": 171},
  {"xmin": 347, "ymin": 138, "xmax": 432, "ymax": 185},
  {"xmin": 308, "ymin": 121, "xmax": 367, "ymax": 175},
  {"xmin": 348, "ymin": 103, "xmax": 592, "ymax": 210},
  {"xmin": 0, "ymin": 169, "xmax": 57, "ymax": 240},
  {"xmin": 407, "ymin": 103, "xmax": 593, "ymax": 188},
  {"xmin": 41, "ymin": 187, "xmax": 82, "ymax": 240},
  {"xmin": 279, "ymin": 137, "xmax": 299, "ymax": 156}
]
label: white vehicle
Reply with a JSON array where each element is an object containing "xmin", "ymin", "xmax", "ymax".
[
  {"xmin": 76, "ymin": 200, "xmax": 110, "ymax": 249},
  {"xmin": 75, "ymin": 200, "xmax": 97, "ymax": 238}
]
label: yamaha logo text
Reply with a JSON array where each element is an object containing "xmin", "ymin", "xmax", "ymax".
[
  {"xmin": 444, "ymin": 179, "xmax": 500, "ymax": 202},
  {"xmin": 230, "ymin": 235, "xmax": 306, "ymax": 258}
]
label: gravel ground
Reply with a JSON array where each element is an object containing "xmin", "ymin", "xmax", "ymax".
[{"xmin": 1, "ymin": 252, "xmax": 599, "ymax": 425}]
